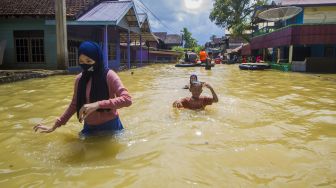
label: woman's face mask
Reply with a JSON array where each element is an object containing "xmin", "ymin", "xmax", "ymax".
[
  {"xmin": 79, "ymin": 54, "xmax": 96, "ymax": 72},
  {"xmin": 79, "ymin": 64, "xmax": 94, "ymax": 72}
]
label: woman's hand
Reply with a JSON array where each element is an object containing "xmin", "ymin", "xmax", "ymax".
[
  {"xmin": 79, "ymin": 102, "xmax": 100, "ymax": 123},
  {"xmin": 33, "ymin": 123, "xmax": 59, "ymax": 133}
]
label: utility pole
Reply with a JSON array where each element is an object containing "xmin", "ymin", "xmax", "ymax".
[{"xmin": 55, "ymin": 0, "xmax": 68, "ymax": 69}]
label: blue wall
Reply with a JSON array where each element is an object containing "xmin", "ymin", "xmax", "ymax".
[
  {"xmin": 0, "ymin": 18, "xmax": 57, "ymax": 69},
  {"xmin": 310, "ymin": 45, "xmax": 325, "ymax": 57},
  {"xmin": 286, "ymin": 10, "xmax": 304, "ymax": 25}
]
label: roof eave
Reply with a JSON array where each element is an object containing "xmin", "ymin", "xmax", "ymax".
[
  {"xmin": 116, "ymin": 2, "xmax": 140, "ymax": 28},
  {"xmin": 45, "ymin": 20, "xmax": 117, "ymax": 26}
]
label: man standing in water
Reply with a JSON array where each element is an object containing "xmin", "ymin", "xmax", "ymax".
[
  {"xmin": 199, "ymin": 48, "xmax": 207, "ymax": 64},
  {"xmin": 173, "ymin": 81, "xmax": 218, "ymax": 110},
  {"xmin": 205, "ymin": 52, "xmax": 213, "ymax": 70}
]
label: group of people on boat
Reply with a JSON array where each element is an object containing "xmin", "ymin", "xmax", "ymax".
[
  {"xmin": 242, "ymin": 55, "xmax": 264, "ymax": 64},
  {"xmin": 183, "ymin": 48, "xmax": 210, "ymax": 65}
]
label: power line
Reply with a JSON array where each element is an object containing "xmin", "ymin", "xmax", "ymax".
[
  {"xmin": 133, "ymin": 0, "xmax": 181, "ymax": 34},
  {"xmin": 134, "ymin": 0, "xmax": 179, "ymax": 33}
]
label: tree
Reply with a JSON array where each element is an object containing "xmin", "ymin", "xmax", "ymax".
[
  {"xmin": 181, "ymin": 27, "xmax": 198, "ymax": 49},
  {"xmin": 209, "ymin": 0, "xmax": 267, "ymax": 42}
]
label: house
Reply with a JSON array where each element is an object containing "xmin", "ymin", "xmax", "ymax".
[
  {"xmin": 205, "ymin": 36, "xmax": 228, "ymax": 57},
  {"xmin": 153, "ymin": 32, "xmax": 182, "ymax": 50},
  {"xmin": 204, "ymin": 35, "xmax": 247, "ymax": 62},
  {"xmin": 249, "ymin": 0, "xmax": 336, "ymax": 72},
  {"xmin": 226, "ymin": 34, "xmax": 245, "ymax": 50},
  {"xmin": 225, "ymin": 35, "xmax": 247, "ymax": 62},
  {"xmin": 0, "ymin": 0, "xmax": 181, "ymax": 71}
]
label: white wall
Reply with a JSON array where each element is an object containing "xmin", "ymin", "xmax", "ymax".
[{"xmin": 304, "ymin": 6, "xmax": 336, "ymax": 24}]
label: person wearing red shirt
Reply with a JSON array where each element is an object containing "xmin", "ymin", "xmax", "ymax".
[{"xmin": 173, "ymin": 81, "xmax": 218, "ymax": 110}]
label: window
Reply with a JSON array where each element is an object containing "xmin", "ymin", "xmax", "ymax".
[
  {"xmin": 108, "ymin": 43, "xmax": 116, "ymax": 60},
  {"xmin": 68, "ymin": 46, "xmax": 78, "ymax": 67},
  {"xmin": 68, "ymin": 40, "xmax": 80, "ymax": 67},
  {"xmin": 14, "ymin": 30, "xmax": 45, "ymax": 64}
]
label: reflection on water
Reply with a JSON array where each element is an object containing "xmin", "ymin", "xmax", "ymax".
[{"xmin": 0, "ymin": 64, "xmax": 335, "ymax": 187}]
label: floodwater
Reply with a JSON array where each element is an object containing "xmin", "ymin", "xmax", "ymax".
[{"xmin": 0, "ymin": 64, "xmax": 335, "ymax": 187}]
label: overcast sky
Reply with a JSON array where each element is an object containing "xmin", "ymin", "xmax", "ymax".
[{"xmin": 134, "ymin": 0, "xmax": 226, "ymax": 45}]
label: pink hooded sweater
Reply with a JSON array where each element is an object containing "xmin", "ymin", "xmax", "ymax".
[{"xmin": 55, "ymin": 70, "xmax": 132, "ymax": 126}]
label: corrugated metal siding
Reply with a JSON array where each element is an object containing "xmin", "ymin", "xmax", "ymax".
[
  {"xmin": 77, "ymin": 1, "xmax": 131, "ymax": 21},
  {"xmin": 250, "ymin": 24, "xmax": 336, "ymax": 49},
  {"xmin": 292, "ymin": 24, "xmax": 336, "ymax": 44}
]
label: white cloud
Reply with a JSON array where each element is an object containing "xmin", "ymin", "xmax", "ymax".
[{"xmin": 135, "ymin": 0, "xmax": 225, "ymax": 45}]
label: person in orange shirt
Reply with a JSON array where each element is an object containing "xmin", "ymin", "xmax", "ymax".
[{"xmin": 199, "ymin": 48, "xmax": 207, "ymax": 63}]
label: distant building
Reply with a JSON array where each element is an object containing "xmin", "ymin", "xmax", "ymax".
[
  {"xmin": 249, "ymin": 0, "xmax": 336, "ymax": 72},
  {"xmin": 226, "ymin": 34, "xmax": 246, "ymax": 50},
  {"xmin": 153, "ymin": 32, "xmax": 183, "ymax": 50},
  {"xmin": 204, "ymin": 36, "xmax": 228, "ymax": 58}
]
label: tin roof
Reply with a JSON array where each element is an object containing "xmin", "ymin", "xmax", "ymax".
[
  {"xmin": 0, "ymin": 0, "xmax": 105, "ymax": 19},
  {"xmin": 77, "ymin": 1, "xmax": 133, "ymax": 23},
  {"xmin": 137, "ymin": 13, "xmax": 151, "ymax": 33},
  {"xmin": 138, "ymin": 13, "xmax": 147, "ymax": 25},
  {"xmin": 153, "ymin": 32, "xmax": 182, "ymax": 45},
  {"xmin": 153, "ymin": 32, "xmax": 168, "ymax": 41},
  {"xmin": 165, "ymin": 34, "xmax": 182, "ymax": 45}
]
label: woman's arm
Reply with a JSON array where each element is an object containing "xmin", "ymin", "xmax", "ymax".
[
  {"xmin": 98, "ymin": 71, "xmax": 132, "ymax": 109},
  {"xmin": 55, "ymin": 75, "xmax": 80, "ymax": 125}
]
